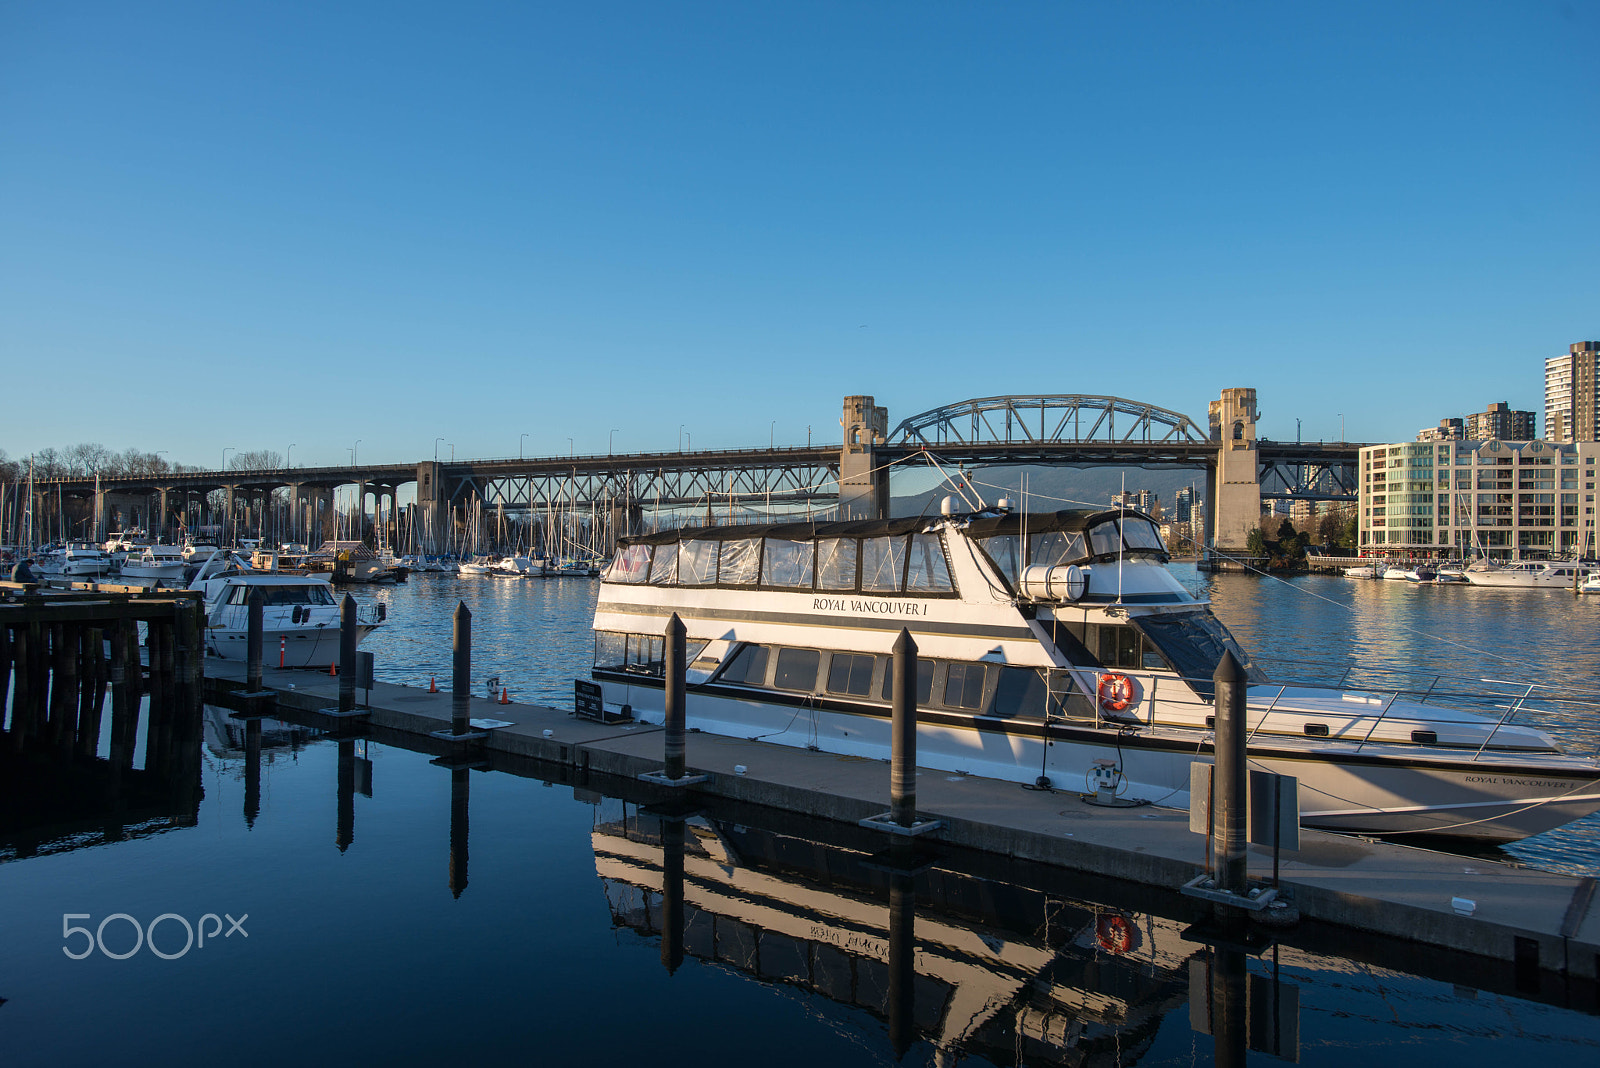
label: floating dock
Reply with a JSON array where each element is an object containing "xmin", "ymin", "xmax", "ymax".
[{"xmin": 199, "ymin": 658, "xmax": 1600, "ymax": 991}]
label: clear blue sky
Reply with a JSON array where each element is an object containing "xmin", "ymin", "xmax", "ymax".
[{"xmin": 2, "ymin": 1, "xmax": 1595, "ymax": 468}]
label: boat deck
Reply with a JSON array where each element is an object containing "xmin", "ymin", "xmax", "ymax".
[{"xmin": 202, "ymin": 658, "xmax": 1600, "ymax": 983}]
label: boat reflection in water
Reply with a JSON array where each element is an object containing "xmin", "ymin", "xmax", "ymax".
[{"xmin": 592, "ymin": 804, "xmax": 1297, "ymax": 1065}]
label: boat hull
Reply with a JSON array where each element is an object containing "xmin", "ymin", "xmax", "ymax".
[
  {"xmin": 206, "ymin": 625, "xmax": 378, "ymax": 668},
  {"xmin": 595, "ymin": 673, "xmax": 1600, "ymax": 843}
]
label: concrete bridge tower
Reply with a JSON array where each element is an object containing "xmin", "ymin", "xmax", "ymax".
[
  {"xmin": 839, "ymin": 395, "xmax": 890, "ymax": 519},
  {"xmin": 1207, "ymin": 388, "xmax": 1263, "ymax": 554}
]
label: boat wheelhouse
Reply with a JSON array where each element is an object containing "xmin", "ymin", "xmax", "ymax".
[{"xmin": 592, "ymin": 507, "xmax": 1600, "ymax": 842}]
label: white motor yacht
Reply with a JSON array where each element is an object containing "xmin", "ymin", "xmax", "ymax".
[
  {"xmin": 1463, "ymin": 559, "xmax": 1595, "ymax": 588},
  {"xmin": 34, "ymin": 543, "xmax": 114, "ymax": 577},
  {"xmin": 590, "ymin": 505, "xmax": 1600, "ymax": 843},
  {"xmin": 188, "ymin": 551, "xmax": 385, "ymax": 666},
  {"xmin": 119, "ymin": 543, "xmax": 188, "ymax": 581}
]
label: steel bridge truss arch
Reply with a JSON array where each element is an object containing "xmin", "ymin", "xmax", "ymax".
[
  {"xmin": 889, "ymin": 395, "xmax": 1208, "ymax": 447},
  {"xmin": 469, "ymin": 461, "xmax": 843, "ymax": 513}
]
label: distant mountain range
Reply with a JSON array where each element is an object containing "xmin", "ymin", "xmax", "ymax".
[{"xmin": 889, "ymin": 463, "xmax": 1203, "ymax": 517}]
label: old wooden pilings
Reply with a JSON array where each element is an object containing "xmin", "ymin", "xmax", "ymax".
[{"xmin": 0, "ymin": 588, "xmax": 204, "ymax": 787}]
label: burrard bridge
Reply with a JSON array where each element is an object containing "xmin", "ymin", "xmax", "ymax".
[{"xmin": 29, "ymin": 389, "xmax": 1358, "ymax": 553}]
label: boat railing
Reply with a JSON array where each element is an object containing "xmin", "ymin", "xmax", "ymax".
[{"xmin": 1472, "ymin": 681, "xmax": 1538, "ymax": 760}]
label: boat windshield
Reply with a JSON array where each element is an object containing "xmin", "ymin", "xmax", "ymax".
[
  {"xmin": 224, "ymin": 583, "xmax": 336, "ymax": 606},
  {"xmin": 1129, "ymin": 612, "xmax": 1266, "ymax": 699},
  {"xmin": 975, "ymin": 517, "xmax": 1165, "ymax": 589}
]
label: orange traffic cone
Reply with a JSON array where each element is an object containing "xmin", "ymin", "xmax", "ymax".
[
  {"xmin": 429, "ymin": 675, "xmax": 438, "ymax": 693},
  {"xmin": 499, "ymin": 687, "xmax": 510, "ymax": 705},
  {"xmin": 329, "ymin": 662, "xmax": 337, "ymax": 676}
]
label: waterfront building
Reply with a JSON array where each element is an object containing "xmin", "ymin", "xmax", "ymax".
[
  {"xmin": 1359, "ymin": 438, "xmax": 1600, "ymax": 560},
  {"xmin": 1544, "ymin": 341, "xmax": 1600, "ymax": 444}
]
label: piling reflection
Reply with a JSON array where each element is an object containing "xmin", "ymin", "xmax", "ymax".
[
  {"xmin": 0, "ymin": 690, "xmax": 203, "ymax": 862},
  {"xmin": 591, "ymin": 804, "xmax": 1246, "ymax": 1065}
]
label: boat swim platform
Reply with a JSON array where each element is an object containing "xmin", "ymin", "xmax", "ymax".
[{"xmin": 201, "ymin": 660, "xmax": 1600, "ymax": 987}]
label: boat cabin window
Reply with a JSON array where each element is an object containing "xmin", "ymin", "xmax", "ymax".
[
  {"xmin": 761, "ymin": 539, "xmax": 814, "ymax": 587},
  {"xmin": 943, "ymin": 663, "xmax": 989, "ymax": 709},
  {"xmin": 1032, "ymin": 532, "xmax": 1086, "ymax": 568},
  {"xmin": 977, "ymin": 534, "xmax": 1021, "ymax": 586},
  {"xmin": 773, "ymin": 648, "xmax": 820, "ymax": 692},
  {"xmin": 607, "ymin": 544, "xmax": 652, "ymax": 584},
  {"xmin": 1045, "ymin": 619, "xmax": 1166, "ymax": 671},
  {"xmin": 225, "ymin": 584, "xmax": 335, "ymax": 606},
  {"xmin": 611, "ymin": 527, "xmax": 957, "ymax": 596},
  {"xmin": 880, "ymin": 659, "xmax": 935, "ymax": 705},
  {"xmin": 826, "ymin": 652, "xmax": 876, "ymax": 696},
  {"xmin": 991, "ymin": 667, "xmax": 1048, "ymax": 719},
  {"xmin": 648, "ymin": 543, "xmax": 679, "ymax": 585},
  {"xmin": 594, "ymin": 632, "xmax": 706, "ymax": 675},
  {"xmin": 905, "ymin": 533, "xmax": 954, "ymax": 592},
  {"xmin": 679, "ymin": 540, "xmax": 719, "ymax": 585},
  {"xmin": 1118, "ymin": 518, "xmax": 1165, "ymax": 552},
  {"xmin": 861, "ymin": 536, "xmax": 907, "ymax": 593},
  {"xmin": 721, "ymin": 644, "xmax": 770, "ymax": 685},
  {"xmin": 719, "ymin": 538, "xmax": 761, "ymax": 585},
  {"xmin": 816, "ymin": 538, "xmax": 859, "ymax": 590}
]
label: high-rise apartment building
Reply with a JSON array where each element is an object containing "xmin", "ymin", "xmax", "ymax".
[
  {"xmin": 1545, "ymin": 341, "xmax": 1600, "ymax": 444},
  {"xmin": 1173, "ymin": 486, "xmax": 1196, "ymax": 522},
  {"xmin": 1465, "ymin": 401, "xmax": 1535, "ymax": 441}
]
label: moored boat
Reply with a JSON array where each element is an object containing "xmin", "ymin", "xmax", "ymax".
[
  {"xmin": 189, "ymin": 550, "xmax": 385, "ymax": 666},
  {"xmin": 590, "ymin": 505, "xmax": 1600, "ymax": 842},
  {"xmin": 1463, "ymin": 559, "xmax": 1596, "ymax": 588}
]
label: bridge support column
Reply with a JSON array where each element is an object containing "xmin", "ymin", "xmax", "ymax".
[
  {"xmin": 318, "ymin": 487, "xmax": 336, "ymax": 546},
  {"xmin": 839, "ymin": 395, "xmax": 890, "ymax": 520},
  {"xmin": 1207, "ymin": 388, "xmax": 1262, "ymax": 557},
  {"xmin": 417, "ymin": 462, "xmax": 448, "ymax": 555}
]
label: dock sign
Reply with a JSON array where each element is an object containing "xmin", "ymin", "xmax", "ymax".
[
  {"xmin": 1187, "ymin": 763, "xmax": 1300, "ymax": 851},
  {"xmin": 574, "ymin": 679, "xmax": 604, "ymax": 720}
]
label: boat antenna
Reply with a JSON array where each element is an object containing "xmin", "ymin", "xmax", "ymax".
[{"xmin": 1116, "ymin": 472, "xmax": 1125, "ymax": 606}]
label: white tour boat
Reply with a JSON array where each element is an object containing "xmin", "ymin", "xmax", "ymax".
[
  {"xmin": 590, "ymin": 505, "xmax": 1600, "ymax": 843},
  {"xmin": 189, "ymin": 551, "xmax": 385, "ymax": 666}
]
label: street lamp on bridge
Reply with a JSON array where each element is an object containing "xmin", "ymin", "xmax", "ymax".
[
  {"xmin": 434, "ymin": 437, "xmax": 445, "ymax": 462},
  {"xmin": 609, "ymin": 429, "xmax": 619, "ymax": 455},
  {"xmin": 520, "ymin": 433, "xmax": 529, "ymax": 459},
  {"xmin": 286, "ymin": 443, "xmax": 296, "ymax": 470},
  {"xmin": 222, "ymin": 447, "xmax": 235, "ymax": 472},
  {"xmin": 352, "ymin": 439, "xmax": 362, "ymax": 467},
  {"xmin": 567, "ymin": 437, "xmax": 574, "ymax": 457}
]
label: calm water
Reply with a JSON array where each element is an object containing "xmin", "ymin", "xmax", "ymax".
[{"xmin": 3, "ymin": 568, "xmax": 1599, "ymax": 1065}]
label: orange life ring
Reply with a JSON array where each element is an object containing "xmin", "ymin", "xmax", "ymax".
[
  {"xmin": 1096, "ymin": 914, "xmax": 1134, "ymax": 954},
  {"xmin": 1097, "ymin": 672, "xmax": 1134, "ymax": 712}
]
